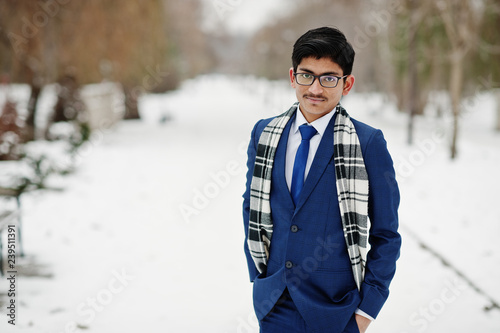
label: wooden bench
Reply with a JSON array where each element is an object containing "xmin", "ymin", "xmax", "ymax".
[{"xmin": 0, "ymin": 187, "xmax": 23, "ymax": 276}]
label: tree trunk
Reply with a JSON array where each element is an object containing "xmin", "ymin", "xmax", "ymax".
[
  {"xmin": 449, "ymin": 54, "xmax": 464, "ymax": 159},
  {"xmin": 495, "ymin": 89, "xmax": 500, "ymax": 132},
  {"xmin": 22, "ymin": 83, "xmax": 42, "ymax": 142},
  {"xmin": 407, "ymin": 0, "xmax": 418, "ymax": 145},
  {"xmin": 122, "ymin": 84, "xmax": 141, "ymax": 120}
]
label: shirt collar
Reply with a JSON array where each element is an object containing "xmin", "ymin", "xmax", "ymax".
[{"xmin": 292, "ymin": 104, "xmax": 337, "ymax": 137}]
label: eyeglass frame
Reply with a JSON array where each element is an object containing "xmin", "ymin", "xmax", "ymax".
[{"xmin": 293, "ymin": 72, "xmax": 348, "ymax": 88}]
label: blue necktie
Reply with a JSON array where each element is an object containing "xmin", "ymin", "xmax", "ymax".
[{"xmin": 291, "ymin": 124, "xmax": 317, "ymax": 205}]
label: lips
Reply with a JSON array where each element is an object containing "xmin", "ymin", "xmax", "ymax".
[{"xmin": 304, "ymin": 95, "xmax": 326, "ymax": 103}]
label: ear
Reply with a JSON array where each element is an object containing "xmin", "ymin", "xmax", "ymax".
[
  {"xmin": 289, "ymin": 67, "xmax": 296, "ymax": 88},
  {"xmin": 342, "ymin": 75, "xmax": 355, "ymax": 96}
]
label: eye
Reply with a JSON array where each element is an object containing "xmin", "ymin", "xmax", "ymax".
[
  {"xmin": 322, "ymin": 76, "xmax": 337, "ymax": 82},
  {"xmin": 300, "ymin": 73, "xmax": 313, "ymax": 79}
]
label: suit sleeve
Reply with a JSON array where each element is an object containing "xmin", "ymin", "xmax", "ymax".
[
  {"xmin": 358, "ymin": 129, "xmax": 402, "ymax": 318},
  {"xmin": 242, "ymin": 120, "xmax": 262, "ymax": 282}
]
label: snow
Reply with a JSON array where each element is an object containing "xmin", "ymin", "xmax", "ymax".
[{"xmin": 1, "ymin": 75, "xmax": 500, "ymax": 332}]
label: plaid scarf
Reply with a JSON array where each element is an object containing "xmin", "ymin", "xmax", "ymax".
[{"xmin": 248, "ymin": 103, "xmax": 368, "ymax": 290}]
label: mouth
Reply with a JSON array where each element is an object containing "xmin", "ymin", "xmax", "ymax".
[{"xmin": 304, "ymin": 95, "xmax": 326, "ymax": 103}]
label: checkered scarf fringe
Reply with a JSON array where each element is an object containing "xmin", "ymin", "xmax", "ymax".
[{"xmin": 248, "ymin": 103, "xmax": 368, "ymax": 290}]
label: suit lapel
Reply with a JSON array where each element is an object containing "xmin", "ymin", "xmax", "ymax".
[
  {"xmin": 294, "ymin": 112, "xmax": 337, "ymax": 214},
  {"xmin": 273, "ymin": 113, "xmax": 295, "ymax": 209}
]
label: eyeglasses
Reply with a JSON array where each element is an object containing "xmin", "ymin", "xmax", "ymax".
[{"xmin": 293, "ymin": 73, "xmax": 348, "ymax": 88}]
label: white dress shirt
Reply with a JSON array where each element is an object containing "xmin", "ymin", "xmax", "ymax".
[{"xmin": 284, "ymin": 105, "xmax": 375, "ymax": 322}]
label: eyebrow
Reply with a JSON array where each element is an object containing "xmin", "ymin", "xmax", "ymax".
[{"xmin": 298, "ymin": 67, "xmax": 342, "ymax": 76}]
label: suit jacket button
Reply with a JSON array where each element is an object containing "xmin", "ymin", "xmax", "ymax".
[
  {"xmin": 291, "ymin": 225, "xmax": 298, "ymax": 233},
  {"xmin": 285, "ymin": 261, "xmax": 293, "ymax": 269}
]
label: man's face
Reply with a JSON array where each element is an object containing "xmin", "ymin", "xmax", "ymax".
[{"xmin": 289, "ymin": 56, "xmax": 354, "ymax": 122}]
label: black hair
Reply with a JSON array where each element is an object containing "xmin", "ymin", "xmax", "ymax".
[{"xmin": 292, "ymin": 27, "xmax": 355, "ymax": 76}]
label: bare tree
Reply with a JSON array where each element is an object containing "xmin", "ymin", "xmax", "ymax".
[
  {"xmin": 407, "ymin": 0, "xmax": 418, "ymax": 145},
  {"xmin": 52, "ymin": 0, "xmax": 169, "ymax": 119},
  {"xmin": 0, "ymin": 1, "xmax": 45, "ymax": 142},
  {"xmin": 474, "ymin": 0, "xmax": 500, "ymax": 132},
  {"xmin": 435, "ymin": 0, "xmax": 482, "ymax": 159}
]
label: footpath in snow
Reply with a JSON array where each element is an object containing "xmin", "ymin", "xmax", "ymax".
[{"xmin": 1, "ymin": 75, "xmax": 500, "ymax": 332}]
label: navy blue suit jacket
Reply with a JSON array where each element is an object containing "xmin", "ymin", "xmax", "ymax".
[{"xmin": 242, "ymin": 110, "xmax": 401, "ymax": 332}]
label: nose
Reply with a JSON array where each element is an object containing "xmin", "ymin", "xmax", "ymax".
[{"xmin": 308, "ymin": 78, "xmax": 323, "ymax": 95}]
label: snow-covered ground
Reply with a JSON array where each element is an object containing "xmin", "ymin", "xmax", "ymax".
[{"xmin": 1, "ymin": 75, "xmax": 500, "ymax": 332}]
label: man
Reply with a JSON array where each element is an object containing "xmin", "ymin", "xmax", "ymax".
[{"xmin": 242, "ymin": 27, "xmax": 401, "ymax": 333}]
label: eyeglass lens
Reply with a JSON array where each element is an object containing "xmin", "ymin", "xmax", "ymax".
[{"xmin": 296, "ymin": 74, "xmax": 339, "ymax": 87}]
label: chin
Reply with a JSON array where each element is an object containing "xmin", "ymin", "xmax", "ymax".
[{"xmin": 306, "ymin": 105, "xmax": 331, "ymax": 115}]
